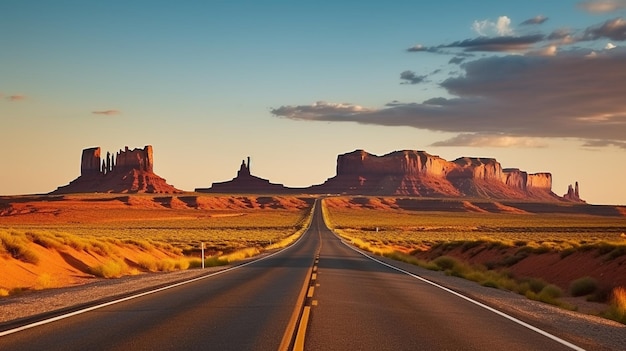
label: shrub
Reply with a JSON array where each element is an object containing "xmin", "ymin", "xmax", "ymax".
[
  {"xmin": 188, "ymin": 256, "xmax": 229, "ymax": 268},
  {"xmin": 0, "ymin": 288, "xmax": 9, "ymax": 297},
  {"xmin": 0, "ymin": 232, "xmax": 39, "ymax": 264},
  {"xmin": 481, "ymin": 280, "xmax": 500, "ymax": 289},
  {"xmin": 35, "ymin": 273, "xmax": 57, "ymax": 290},
  {"xmin": 569, "ymin": 277, "xmax": 598, "ymax": 297},
  {"xmin": 432, "ymin": 256, "xmax": 459, "ymax": 271},
  {"xmin": 90, "ymin": 259, "xmax": 129, "ymax": 278},
  {"xmin": 536, "ymin": 284, "xmax": 564, "ymax": 305},
  {"xmin": 604, "ymin": 287, "xmax": 626, "ymax": 324}
]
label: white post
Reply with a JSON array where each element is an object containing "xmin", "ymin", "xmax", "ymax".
[{"xmin": 201, "ymin": 242, "xmax": 205, "ymax": 269}]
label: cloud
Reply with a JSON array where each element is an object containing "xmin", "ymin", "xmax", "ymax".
[
  {"xmin": 92, "ymin": 110, "xmax": 121, "ymax": 116},
  {"xmin": 582, "ymin": 139, "xmax": 626, "ymax": 149},
  {"xmin": 271, "ymin": 49, "xmax": 626, "ymax": 145},
  {"xmin": 430, "ymin": 133, "xmax": 548, "ymax": 148},
  {"xmin": 472, "ymin": 16, "xmax": 514, "ymax": 36},
  {"xmin": 400, "ymin": 70, "xmax": 427, "ymax": 84},
  {"xmin": 582, "ymin": 18, "xmax": 626, "ymax": 41},
  {"xmin": 527, "ymin": 44, "xmax": 558, "ymax": 56},
  {"xmin": 578, "ymin": 0, "xmax": 626, "ymax": 13},
  {"xmin": 442, "ymin": 34, "xmax": 545, "ymax": 52},
  {"xmin": 407, "ymin": 45, "xmax": 426, "ymax": 52},
  {"xmin": 521, "ymin": 15, "xmax": 549, "ymax": 25},
  {"xmin": 7, "ymin": 94, "xmax": 26, "ymax": 101},
  {"xmin": 448, "ymin": 56, "xmax": 466, "ymax": 64}
]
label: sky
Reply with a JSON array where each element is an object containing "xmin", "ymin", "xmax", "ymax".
[{"xmin": 1, "ymin": 0, "xmax": 625, "ymax": 205}]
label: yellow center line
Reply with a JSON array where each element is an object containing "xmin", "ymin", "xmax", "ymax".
[
  {"xmin": 307, "ymin": 286, "xmax": 315, "ymax": 298},
  {"xmin": 293, "ymin": 306, "xmax": 311, "ymax": 351},
  {"xmin": 311, "ymin": 273, "xmax": 317, "ymax": 280}
]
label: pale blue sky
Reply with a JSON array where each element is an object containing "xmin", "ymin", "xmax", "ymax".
[{"xmin": 2, "ymin": 0, "xmax": 625, "ymax": 204}]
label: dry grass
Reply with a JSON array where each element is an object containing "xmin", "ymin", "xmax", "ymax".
[
  {"xmin": 89, "ymin": 259, "xmax": 131, "ymax": 278},
  {"xmin": 605, "ymin": 287, "xmax": 626, "ymax": 323},
  {"xmin": 323, "ymin": 198, "xmax": 626, "ymax": 254}
]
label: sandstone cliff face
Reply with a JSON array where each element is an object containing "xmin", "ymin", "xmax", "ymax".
[
  {"xmin": 52, "ymin": 145, "xmax": 180, "ymax": 194},
  {"xmin": 316, "ymin": 150, "xmax": 568, "ymax": 201},
  {"xmin": 336, "ymin": 150, "xmax": 454, "ymax": 177}
]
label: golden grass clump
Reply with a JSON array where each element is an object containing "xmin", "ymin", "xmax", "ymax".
[
  {"xmin": 0, "ymin": 288, "xmax": 9, "ymax": 297},
  {"xmin": 89, "ymin": 259, "xmax": 130, "ymax": 278},
  {"xmin": 0, "ymin": 230, "xmax": 40, "ymax": 264},
  {"xmin": 606, "ymin": 286, "xmax": 626, "ymax": 323},
  {"xmin": 220, "ymin": 247, "xmax": 260, "ymax": 263},
  {"xmin": 34, "ymin": 273, "xmax": 58, "ymax": 290}
]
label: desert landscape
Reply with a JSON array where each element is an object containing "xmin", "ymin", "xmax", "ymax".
[{"xmin": 1, "ymin": 145, "xmax": 625, "ymax": 327}]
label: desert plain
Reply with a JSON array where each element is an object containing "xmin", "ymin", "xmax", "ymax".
[{"xmin": 1, "ymin": 193, "xmax": 625, "ymax": 324}]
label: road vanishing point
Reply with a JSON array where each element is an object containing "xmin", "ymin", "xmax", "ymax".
[{"xmin": 0, "ymin": 200, "xmax": 588, "ymax": 350}]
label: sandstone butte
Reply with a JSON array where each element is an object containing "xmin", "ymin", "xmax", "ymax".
[
  {"xmin": 198, "ymin": 149, "xmax": 585, "ymax": 203},
  {"xmin": 52, "ymin": 145, "xmax": 181, "ymax": 194}
]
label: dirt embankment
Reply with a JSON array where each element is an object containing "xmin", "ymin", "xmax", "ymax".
[
  {"xmin": 0, "ymin": 233, "xmax": 185, "ymax": 294},
  {"xmin": 414, "ymin": 242, "xmax": 626, "ymax": 296}
]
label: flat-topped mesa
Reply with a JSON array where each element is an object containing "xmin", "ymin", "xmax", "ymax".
[
  {"xmin": 502, "ymin": 168, "xmax": 552, "ymax": 191},
  {"xmin": 336, "ymin": 150, "xmax": 453, "ymax": 177},
  {"xmin": 53, "ymin": 145, "xmax": 180, "ymax": 194},
  {"xmin": 315, "ymin": 149, "xmax": 565, "ymax": 200},
  {"xmin": 450, "ymin": 157, "xmax": 503, "ymax": 181}
]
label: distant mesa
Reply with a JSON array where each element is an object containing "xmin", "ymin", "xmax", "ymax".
[
  {"xmin": 196, "ymin": 149, "xmax": 584, "ymax": 202},
  {"xmin": 195, "ymin": 157, "xmax": 292, "ymax": 194},
  {"xmin": 310, "ymin": 149, "xmax": 582, "ymax": 202},
  {"xmin": 52, "ymin": 145, "xmax": 181, "ymax": 194}
]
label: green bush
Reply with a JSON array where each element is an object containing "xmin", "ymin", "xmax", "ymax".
[
  {"xmin": 536, "ymin": 284, "xmax": 564, "ymax": 305},
  {"xmin": 569, "ymin": 276, "xmax": 598, "ymax": 297},
  {"xmin": 433, "ymin": 256, "xmax": 459, "ymax": 270}
]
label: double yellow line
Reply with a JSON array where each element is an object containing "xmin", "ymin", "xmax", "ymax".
[{"xmin": 279, "ymin": 254, "xmax": 319, "ymax": 351}]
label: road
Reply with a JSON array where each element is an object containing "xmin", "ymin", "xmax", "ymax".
[
  {"xmin": 0, "ymin": 200, "xmax": 587, "ymax": 350},
  {"xmin": 304, "ymin": 205, "xmax": 583, "ymax": 350}
]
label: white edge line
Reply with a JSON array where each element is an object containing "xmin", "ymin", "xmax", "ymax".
[
  {"xmin": 0, "ymin": 202, "xmax": 316, "ymax": 338},
  {"xmin": 339, "ymin": 238, "xmax": 586, "ymax": 351}
]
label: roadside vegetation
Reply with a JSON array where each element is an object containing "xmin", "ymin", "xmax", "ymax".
[
  {"xmin": 321, "ymin": 197, "xmax": 626, "ymax": 324},
  {"xmin": 0, "ymin": 195, "xmax": 315, "ymax": 296}
]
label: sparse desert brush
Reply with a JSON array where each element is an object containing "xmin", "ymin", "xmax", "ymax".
[
  {"xmin": 188, "ymin": 256, "xmax": 229, "ymax": 268},
  {"xmin": 0, "ymin": 288, "xmax": 9, "ymax": 297},
  {"xmin": 569, "ymin": 276, "xmax": 598, "ymax": 297},
  {"xmin": 432, "ymin": 256, "xmax": 459, "ymax": 271},
  {"xmin": 0, "ymin": 230, "xmax": 39, "ymax": 264},
  {"xmin": 34, "ymin": 273, "xmax": 58, "ymax": 290},
  {"xmin": 220, "ymin": 247, "xmax": 260, "ymax": 262},
  {"xmin": 26, "ymin": 231, "xmax": 64, "ymax": 250},
  {"xmin": 90, "ymin": 259, "xmax": 129, "ymax": 278},
  {"xmin": 604, "ymin": 286, "xmax": 626, "ymax": 324}
]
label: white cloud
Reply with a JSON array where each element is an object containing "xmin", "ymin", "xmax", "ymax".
[
  {"xmin": 430, "ymin": 133, "xmax": 548, "ymax": 148},
  {"xmin": 472, "ymin": 16, "xmax": 514, "ymax": 37},
  {"xmin": 606, "ymin": 42, "xmax": 617, "ymax": 49}
]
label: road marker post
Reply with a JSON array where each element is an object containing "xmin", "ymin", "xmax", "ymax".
[{"xmin": 201, "ymin": 242, "xmax": 205, "ymax": 269}]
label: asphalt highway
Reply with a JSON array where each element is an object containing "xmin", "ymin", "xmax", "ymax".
[
  {"xmin": 0, "ymin": 200, "xmax": 588, "ymax": 350},
  {"xmin": 303, "ymin": 214, "xmax": 584, "ymax": 351}
]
